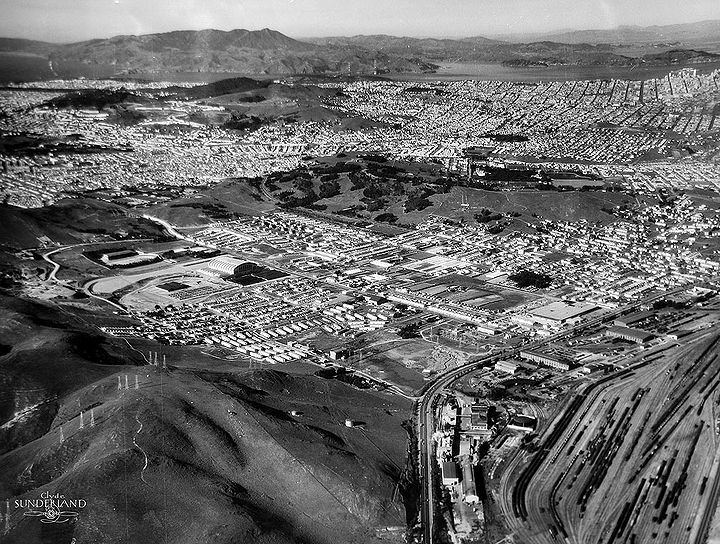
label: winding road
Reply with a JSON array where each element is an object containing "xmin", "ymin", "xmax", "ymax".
[
  {"xmin": 133, "ymin": 411, "xmax": 150, "ymax": 485},
  {"xmin": 40, "ymin": 238, "xmax": 151, "ymax": 311}
]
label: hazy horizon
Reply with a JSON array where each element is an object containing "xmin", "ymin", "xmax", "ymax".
[{"xmin": 1, "ymin": 0, "xmax": 720, "ymax": 43}]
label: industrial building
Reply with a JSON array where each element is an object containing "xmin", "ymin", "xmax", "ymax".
[
  {"xmin": 470, "ymin": 404, "xmax": 489, "ymax": 431},
  {"xmin": 461, "ymin": 459, "xmax": 480, "ymax": 504},
  {"xmin": 495, "ymin": 360, "xmax": 519, "ymax": 375},
  {"xmin": 606, "ymin": 325, "xmax": 654, "ymax": 344},
  {"xmin": 441, "ymin": 462, "xmax": 460, "ymax": 486},
  {"xmin": 508, "ymin": 414, "xmax": 537, "ymax": 432},
  {"xmin": 614, "ymin": 310, "xmax": 654, "ymax": 328},
  {"xmin": 520, "ymin": 348, "xmax": 574, "ymax": 371},
  {"xmin": 327, "ymin": 348, "xmax": 350, "ymax": 360},
  {"xmin": 207, "ymin": 255, "xmax": 247, "ymax": 276},
  {"xmin": 527, "ymin": 301, "xmax": 598, "ymax": 327}
]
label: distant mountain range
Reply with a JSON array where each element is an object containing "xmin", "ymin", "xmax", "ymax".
[
  {"xmin": 1, "ymin": 20, "xmax": 720, "ymax": 79},
  {"xmin": 0, "ymin": 28, "xmax": 437, "ymax": 76},
  {"xmin": 493, "ymin": 19, "xmax": 720, "ymax": 46},
  {"xmin": 309, "ymin": 36, "xmax": 720, "ymax": 67}
]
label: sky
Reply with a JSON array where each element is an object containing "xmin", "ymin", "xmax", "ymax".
[{"xmin": 1, "ymin": 0, "xmax": 719, "ymax": 43}]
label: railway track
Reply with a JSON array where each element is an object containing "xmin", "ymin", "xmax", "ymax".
[{"xmin": 417, "ymin": 281, "xmax": 714, "ymax": 542}]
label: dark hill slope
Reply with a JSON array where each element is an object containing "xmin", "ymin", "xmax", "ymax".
[
  {"xmin": 167, "ymin": 75, "xmax": 271, "ymax": 99},
  {"xmin": 0, "ymin": 357, "xmax": 411, "ymax": 543},
  {"xmin": 0, "ymin": 295, "xmax": 143, "ymax": 454},
  {"xmin": 44, "ymin": 28, "xmax": 435, "ymax": 75},
  {"xmin": 0, "ymin": 200, "xmax": 167, "ymax": 249},
  {"xmin": 641, "ymin": 48, "xmax": 720, "ymax": 64},
  {"xmin": 41, "ymin": 88, "xmax": 149, "ymax": 110},
  {"xmin": 0, "ymin": 37, "xmax": 54, "ymax": 55}
]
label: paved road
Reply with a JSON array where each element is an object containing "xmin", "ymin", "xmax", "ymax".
[
  {"xmin": 41, "ymin": 238, "xmax": 151, "ymax": 310},
  {"xmin": 141, "ymin": 214, "xmax": 195, "ymax": 240},
  {"xmin": 82, "ymin": 277, "xmax": 129, "ymax": 312},
  {"xmin": 41, "ymin": 239, "xmax": 152, "ymax": 282},
  {"xmin": 42, "ymin": 247, "xmax": 63, "ymax": 281}
]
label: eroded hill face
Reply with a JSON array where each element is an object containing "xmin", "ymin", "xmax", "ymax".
[
  {"xmin": 0, "ymin": 296, "xmax": 144, "ymax": 454},
  {"xmin": 0, "ymin": 300, "xmax": 412, "ymax": 544}
]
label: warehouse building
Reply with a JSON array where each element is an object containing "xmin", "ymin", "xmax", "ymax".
[
  {"xmin": 461, "ymin": 459, "xmax": 480, "ymax": 504},
  {"xmin": 495, "ymin": 360, "xmax": 519, "ymax": 375},
  {"xmin": 470, "ymin": 404, "xmax": 489, "ymax": 431},
  {"xmin": 520, "ymin": 349, "xmax": 574, "ymax": 371},
  {"xmin": 528, "ymin": 301, "xmax": 597, "ymax": 327},
  {"xmin": 614, "ymin": 310, "xmax": 654, "ymax": 328},
  {"xmin": 606, "ymin": 325, "xmax": 654, "ymax": 344}
]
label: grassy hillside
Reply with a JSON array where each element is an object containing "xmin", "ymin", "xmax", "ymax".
[
  {"xmin": 0, "ymin": 292, "xmax": 413, "ymax": 544},
  {"xmin": 0, "ymin": 351, "xmax": 411, "ymax": 543},
  {"xmin": 0, "ymin": 199, "xmax": 168, "ymax": 249},
  {"xmin": 0, "ymin": 295, "xmax": 143, "ymax": 454}
]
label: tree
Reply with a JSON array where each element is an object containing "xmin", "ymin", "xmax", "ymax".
[
  {"xmin": 375, "ymin": 213, "xmax": 398, "ymax": 224},
  {"xmin": 319, "ymin": 179, "xmax": 341, "ymax": 199},
  {"xmin": 398, "ymin": 323, "xmax": 421, "ymax": 338},
  {"xmin": 508, "ymin": 270, "xmax": 553, "ymax": 289}
]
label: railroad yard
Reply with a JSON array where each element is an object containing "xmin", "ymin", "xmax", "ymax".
[{"xmin": 499, "ymin": 330, "xmax": 720, "ymax": 544}]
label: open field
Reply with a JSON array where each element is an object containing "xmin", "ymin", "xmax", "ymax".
[{"xmin": 433, "ymin": 187, "xmax": 635, "ymax": 223}]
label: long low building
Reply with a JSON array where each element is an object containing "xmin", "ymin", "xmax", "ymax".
[
  {"xmin": 508, "ymin": 414, "xmax": 537, "ymax": 432},
  {"xmin": 520, "ymin": 349, "xmax": 574, "ymax": 371},
  {"xmin": 614, "ymin": 310, "xmax": 655, "ymax": 328},
  {"xmin": 495, "ymin": 360, "xmax": 519, "ymax": 375},
  {"xmin": 528, "ymin": 300, "xmax": 598, "ymax": 327},
  {"xmin": 461, "ymin": 458, "xmax": 480, "ymax": 504},
  {"xmin": 606, "ymin": 325, "xmax": 654, "ymax": 343}
]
